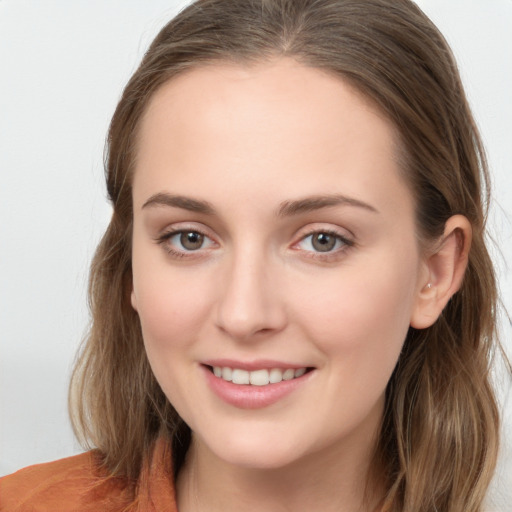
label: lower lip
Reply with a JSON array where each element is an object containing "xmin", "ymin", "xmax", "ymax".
[{"xmin": 202, "ymin": 366, "xmax": 314, "ymax": 409}]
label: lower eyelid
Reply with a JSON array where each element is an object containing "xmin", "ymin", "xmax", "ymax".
[{"xmin": 299, "ymin": 239, "xmax": 353, "ymax": 260}]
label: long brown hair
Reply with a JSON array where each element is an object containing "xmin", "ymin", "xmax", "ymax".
[{"xmin": 69, "ymin": 1, "xmax": 502, "ymax": 510}]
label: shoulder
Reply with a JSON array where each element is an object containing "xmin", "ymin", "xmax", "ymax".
[{"xmin": 0, "ymin": 451, "xmax": 135, "ymax": 512}]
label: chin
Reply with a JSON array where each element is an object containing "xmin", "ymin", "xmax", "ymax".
[
  {"xmin": 197, "ymin": 427, "xmax": 309, "ymax": 471},
  {"xmin": 219, "ymin": 446, "xmax": 301, "ymax": 471}
]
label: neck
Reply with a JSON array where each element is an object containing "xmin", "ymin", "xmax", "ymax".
[{"xmin": 176, "ymin": 424, "xmax": 385, "ymax": 512}]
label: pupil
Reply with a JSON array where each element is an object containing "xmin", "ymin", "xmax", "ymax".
[
  {"xmin": 181, "ymin": 231, "xmax": 204, "ymax": 250},
  {"xmin": 312, "ymin": 233, "xmax": 335, "ymax": 252}
]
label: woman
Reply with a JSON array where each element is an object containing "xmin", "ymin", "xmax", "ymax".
[{"xmin": 0, "ymin": 0, "xmax": 506, "ymax": 510}]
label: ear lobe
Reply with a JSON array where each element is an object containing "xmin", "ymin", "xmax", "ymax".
[{"xmin": 410, "ymin": 215, "xmax": 472, "ymax": 329}]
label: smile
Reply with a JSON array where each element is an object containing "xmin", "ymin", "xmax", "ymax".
[
  {"xmin": 211, "ymin": 366, "xmax": 308, "ymax": 386},
  {"xmin": 203, "ymin": 364, "xmax": 315, "ymax": 409}
]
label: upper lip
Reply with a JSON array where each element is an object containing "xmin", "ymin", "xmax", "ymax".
[{"xmin": 202, "ymin": 359, "xmax": 311, "ymax": 371}]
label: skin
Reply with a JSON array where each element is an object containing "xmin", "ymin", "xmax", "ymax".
[{"xmin": 130, "ymin": 59, "xmax": 471, "ymax": 512}]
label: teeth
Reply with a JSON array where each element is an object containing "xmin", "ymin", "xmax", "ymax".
[
  {"xmin": 294, "ymin": 367, "xmax": 306, "ymax": 378},
  {"xmin": 211, "ymin": 366, "xmax": 308, "ymax": 385},
  {"xmin": 269, "ymin": 368, "xmax": 283, "ymax": 384},
  {"xmin": 249, "ymin": 369, "xmax": 269, "ymax": 386},
  {"xmin": 231, "ymin": 369, "xmax": 249, "ymax": 385},
  {"xmin": 221, "ymin": 367, "xmax": 232, "ymax": 381},
  {"xmin": 282, "ymin": 368, "xmax": 295, "ymax": 380}
]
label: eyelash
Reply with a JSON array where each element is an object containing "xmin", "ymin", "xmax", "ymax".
[
  {"xmin": 294, "ymin": 229, "xmax": 354, "ymax": 261},
  {"xmin": 154, "ymin": 227, "xmax": 354, "ymax": 261},
  {"xmin": 155, "ymin": 228, "xmax": 215, "ymax": 259}
]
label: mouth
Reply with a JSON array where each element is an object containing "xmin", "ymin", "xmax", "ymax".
[
  {"xmin": 206, "ymin": 365, "xmax": 314, "ymax": 386},
  {"xmin": 201, "ymin": 362, "xmax": 315, "ymax": 409}
]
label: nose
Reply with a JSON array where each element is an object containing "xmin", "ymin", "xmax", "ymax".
[{"xmin": 215, "ymin": 248, "xmax": 287, "ymax": 341}]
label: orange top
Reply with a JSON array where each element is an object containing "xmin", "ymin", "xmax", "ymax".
[
  {"xmin": 0, "ymin": 437, "xmax": 177, "ymax": 512},
  {"xmin": 1, "ymin": 439, "xmax": 391, "ymax": 512}
]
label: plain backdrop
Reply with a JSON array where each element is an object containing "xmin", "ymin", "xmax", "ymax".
[{"xmin": 1, "ymin": 0, "xmax": 511, "ymax": 506}]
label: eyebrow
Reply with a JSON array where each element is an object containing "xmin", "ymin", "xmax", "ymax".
[
  {"xmin": 142, "ymin": 193, "xmax": 215, "ymax": 214},
  {"xmin": 277, "ymin": 194, "xmax": 379, "ymax": 217},
  {"xmin": 141, "ymin": 192, "xmax": 378, "ymax": 216}
]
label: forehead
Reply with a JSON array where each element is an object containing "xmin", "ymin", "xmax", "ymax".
[
  {"xmin": 137, "ymin": 58, "xmax": 396, "ymax": 155},
  {"xmin": 133, "ymin": 59, "xmax": 411, "ymax": 219}
]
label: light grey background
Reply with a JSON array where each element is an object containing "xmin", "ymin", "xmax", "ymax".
[{"xmin": 1, "ymin": 0, "xmax": 511, "ymax": 506}]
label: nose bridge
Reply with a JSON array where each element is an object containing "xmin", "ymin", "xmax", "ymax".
[{"xmin": 215, "ymin": 241, "xmax": 286, "ymax": 340}]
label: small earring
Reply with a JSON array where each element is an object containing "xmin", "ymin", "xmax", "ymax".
[{"xmin": 426, "ymin": 283, "xmax": 433, "ymax": 289}]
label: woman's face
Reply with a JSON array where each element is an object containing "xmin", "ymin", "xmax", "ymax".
[{"xmin": 131, "ymin": 59, "xmax": 428, "ymax": 469}]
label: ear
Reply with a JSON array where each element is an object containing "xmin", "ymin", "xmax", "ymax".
[
  {"xmin": 410, "ymin": 215, "xmax": 472, "ymax": 329},
  {"xmin": 130, "ymin": 286, "xmax": 138, "ymax": 312}
]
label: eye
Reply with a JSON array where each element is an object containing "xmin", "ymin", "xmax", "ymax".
[
  {"xmin": 156, "ymin": 228, "xmax": 216, "ymax": 256},
  {"xmin": 173, "ymin": 231, "xmax": 207, "ymax": 251},
  {"xmin": 297, "ymin": 231, "xmax": 353, "ymax": 254}
]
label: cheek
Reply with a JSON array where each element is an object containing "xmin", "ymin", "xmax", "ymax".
[
  {"xmin": 131, "ymin": 251, "xmax": 214, "ymax": 357},
  {"xmin": 131, "ymin": 264, "xmax": 216, "ymax": 413},
  {"xmin": 294, "ymin": 251, "xmax": 417, "ymax": 375},
  {"xmin": 137, "ymin": 287, "xmax": 209, "ymax": 351}
]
